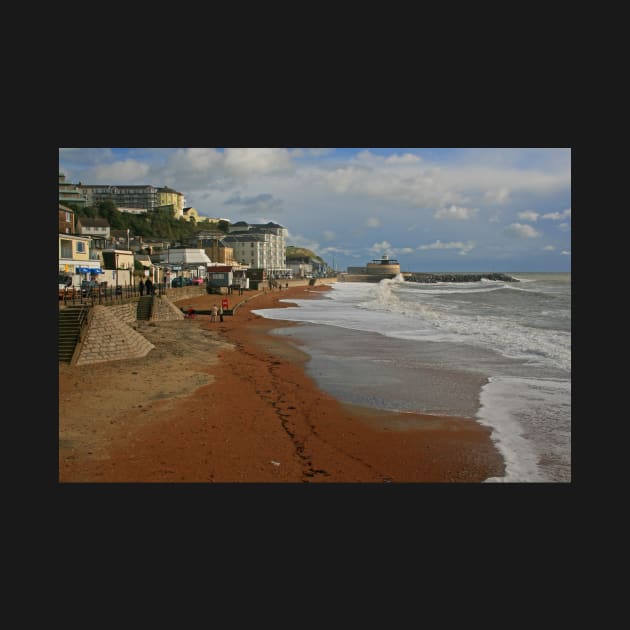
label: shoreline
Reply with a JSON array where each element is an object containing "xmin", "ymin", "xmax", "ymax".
[{"xmin": 59, "ymin": 283, "xmax": 505, "ymax": 482}]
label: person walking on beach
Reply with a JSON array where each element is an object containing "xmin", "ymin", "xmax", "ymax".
[
  {"xmin": 218, "ymin": 304, "xmax": 224, "ymax": 322},
  {"xmin": 211, "ymin": 304, "xmax": 219, "ymax": 322},
  {"xmin": 139, "ymin": 279, "xmax": 145, "ymax": 296}
]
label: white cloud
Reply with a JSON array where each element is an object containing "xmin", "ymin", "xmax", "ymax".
[
  {"xmin": 434, "ymin": 205, "xmax": 478, "ymax": 220},
  {"xmin": 368, "ymin": 241, "xmax": 415, "ymax": 257},
  {"xmin": 541, "ymin": 208, "xmax": 571, "ymax": 220},
  {"xmin": 561, "ymin": 250, "xmax": 571, "ymax": 255},
  {"xmin": 322, "ymin": 163, "xmax": 464, "ymax": 209},
  {"xmin": 58, "ymin": 147, "xmax": 572, "ymax": 272},
  {"xmin": 59, "ymin": 148, "xmax": 115, "ymax": 166},
  {"xmin": 484, "ymin": 187, "xmax": 510, "ymax": 204},
  {"xmin": 517, "ymin": 210, "xmax": 539, "ymax": 222},
  {"xmin": 286, "ymin": 231, "xmax": 321, "ymax": 253},
  {"xmin": 321, "ymin": 157, "xmax": 569, "ymax": 215},
  {"xmin": 174, "ymin": 147, "xmax": 222, "ymax": 171},
  {"xmin": 320, "ymin": 245, "xmax": 356, "ymax": 256},
  {"xmin": 90, "ymin": 159, "xmax": 150, "ymax": 182},
  {"xmin": 290, "ymin": 148, "xmax": 334, "ymax": 158},
  {"xmin": 354, "ymin": 151, "xmax": 421, "ymax": 166},
  {"xmin": 503, "ymin": 223, "xmax": 542, "ymax": 238},
  {"xmin": 354, "ymin": 150, "xmax": 376, "ymax": 163},
  {"xmin": 543, "ymin": 245, "xmax": 555, "ymax": 251},
  {"xmin": 418, "ymin": 240, "xmax": 475, "ymax": 255},
  {"xmin": 224, "ymin": 193, "xmax": 283, "ymax": 215},
  {"xmin": 385, "ymin": 153, "xmax": 421, "ymax": 164},
  {"xmin": 160, "ymin": 148, "xmax": 225, "ymax": 189},
  {"xmin": 370, "ymin": 240, "xmax": 393, "ymax": 254},
  {"xmin": 223, "ymin": 148, "xmax": 293, "ymax": 177}
]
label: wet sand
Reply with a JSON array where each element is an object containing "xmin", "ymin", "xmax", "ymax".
[{"xmin": 58, "ymin": 284, "xmax": 505, "ymax": 483}]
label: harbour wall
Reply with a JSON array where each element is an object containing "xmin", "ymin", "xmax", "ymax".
[{"xmin": 339, "ymin": 272, "xmax": 517, "ymax": 283}]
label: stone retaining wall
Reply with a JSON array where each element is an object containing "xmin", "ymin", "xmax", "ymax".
[
  {"xmin": 75, "ymin": 305, "xmax": 155, "ymax": 365},
  {"xmin": 151, "ymin": 296, "xmax": 185, "ymax": 321},
  {"xmin": 107, "ymin": 302, "xmax": 138, "ymax": 325}
]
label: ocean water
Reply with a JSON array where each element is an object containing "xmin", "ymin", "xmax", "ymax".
[{"xmin": 252, "ymin": 273, "xmax": 571, "ymax": 483}]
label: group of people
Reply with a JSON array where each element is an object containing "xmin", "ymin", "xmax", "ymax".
[
  {"xmin": 138, "ymin": 278, "xmax": 154, "ymax": 296},
  {"xmin": 211, "ymin": 304, "xmax": 224, "ymax": 322}
]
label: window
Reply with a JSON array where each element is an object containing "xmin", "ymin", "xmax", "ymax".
[
  {"xmin": 76, "ymin": 241, "xmax": 86, "ymax": 253},
  {"xmin": 65, "ymin": 212, "xmax": 71, "ymax": 222}
]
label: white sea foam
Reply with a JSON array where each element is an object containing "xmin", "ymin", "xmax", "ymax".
[
  {"xmin": 256, "ymin": 280, "xmax": 571, "ymax": 372},
  {"xmin": 478, "ymin": 376, "xmax": 571, "ymax": 483},
  {"xmin": 255, "ymin": 275, "xmax": 571, "ymax": 482}
]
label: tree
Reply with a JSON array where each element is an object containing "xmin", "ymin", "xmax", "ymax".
[
  {"xmin": 97, "ymin": 200, "xmax": 123, "ymax": 228},
  {"xmin": 285, "ymin": 246, "xmax": 325, "ymax": 263}
]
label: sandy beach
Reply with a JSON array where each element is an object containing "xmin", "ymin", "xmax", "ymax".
[{"xmin": 58, "ymin": 284, "xmax": 505, "ymax": 483}]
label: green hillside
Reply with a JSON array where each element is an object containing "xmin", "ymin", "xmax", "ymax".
[{"xmin": 285, "ymin": 246, "xmax": 325, "ymax": 263}]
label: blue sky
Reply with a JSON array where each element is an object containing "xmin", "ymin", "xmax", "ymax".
[{"xmin": 59, "ymin": 148, "xmax": 571, "ymax": 272}]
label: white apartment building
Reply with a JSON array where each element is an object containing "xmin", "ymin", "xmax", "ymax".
[{"xmin": 226, "ymin": 221, "xmax": 288, "ymax": 274}]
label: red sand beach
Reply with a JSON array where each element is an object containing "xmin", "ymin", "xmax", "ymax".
[{"xmin": 58, "ymin": 284, "xmax": 505, "ymax": 482}]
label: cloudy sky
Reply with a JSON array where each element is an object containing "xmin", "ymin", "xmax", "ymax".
[{"xmin": 59, "ymin": 148, "xmax": 571, "ymax": 272}]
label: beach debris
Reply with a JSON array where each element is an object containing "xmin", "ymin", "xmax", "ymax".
[{"xmin": 270, "ymin": 460, "xmax": 281, "ymax": 466}]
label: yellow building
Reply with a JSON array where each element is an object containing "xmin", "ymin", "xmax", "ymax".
[
  {"xmin": 59, "ymin": 234, "xmax": 91, "ymax": 269},
  {"xmin": 183, "ymin": 207, "xmax": 200, "ymax": 222},
  {"xmin": 205, "ymin": 240, "xmax": 237, "ymax": 265},
  {"xmin": 156, "ymin": 187, "xmax": 185, "ymax": 218},
  {"xmin": 59, "ymin": 234, "xmax": 103, "ymax": 284}
]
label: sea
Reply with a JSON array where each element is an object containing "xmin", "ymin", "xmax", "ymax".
[{"xmin": 252, "ymin": 272, "xmax": 571, "ymax": 483}]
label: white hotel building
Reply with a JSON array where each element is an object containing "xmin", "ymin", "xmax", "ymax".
[{"xmin": 223, "ymin": 221, "xmax": 289, "ymax": 276}]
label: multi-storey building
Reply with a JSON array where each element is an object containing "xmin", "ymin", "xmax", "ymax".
[
  {"xmin": 221, "ymin": 234, "xmax": 269, "ymax": 270},
  {"xmin": 80, "ymin": 184, "xmax": 159, "ymax": 211},
  {"xmin": 226, "ymin": 221, "xmax": 288, "ymax": 275},
  {"xmin": 156, "ymin": 187, "xmax": 185, "ymax": 217},
  {"xmin": 59, "ymin": 233, "xmax": 103, "ymax": 286},
  {"xmin": 59, "ymin": 204, "xmax": 75, "ymax": 234},
  {"xmin": 79, "ymin": 184, "xmax": 184, "ymax": 217},
  {"xmin": 59, "ymin": 173, "xmax": 88, "ymax": 208}
]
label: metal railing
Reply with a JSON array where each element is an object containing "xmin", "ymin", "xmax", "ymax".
[{"xmin": 59, "ymin": 282, "xmax": 169, "ymax": 307}]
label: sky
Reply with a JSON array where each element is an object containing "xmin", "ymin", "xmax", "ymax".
[{"xmin": 59, "ymin": 148, "xmax": 571, "ymax": 272}]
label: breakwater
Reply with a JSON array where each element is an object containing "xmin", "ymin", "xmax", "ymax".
[
  {"xmin": 405, "ymin": 272, "xmax": 518, "ymax": 283},
  {"xmin": 340, "ymin": 272, "xmax": 518, "ymax": 283}
]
